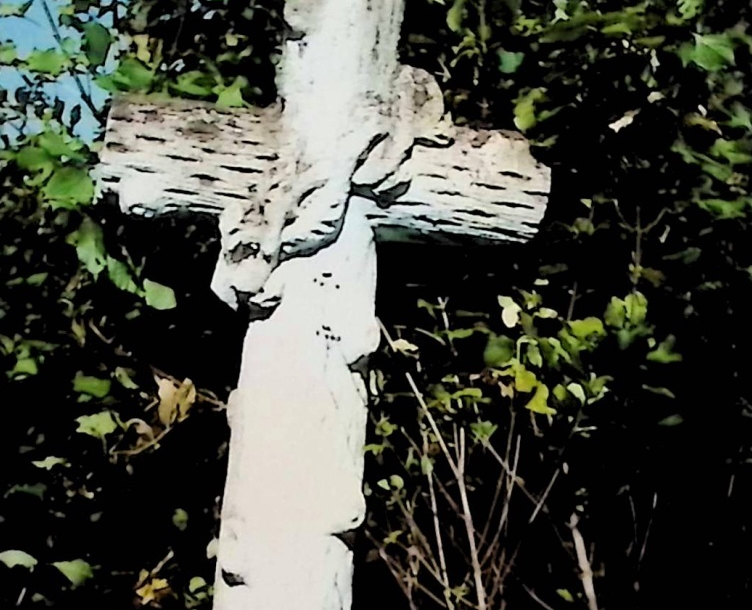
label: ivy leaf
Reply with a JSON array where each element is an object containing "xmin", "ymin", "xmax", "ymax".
[
  {"xmin": 42, "ymin": 167, "xmax": 95, "ymax": 208},
  {"xmin": 144, "ymin": 279, "xmax": 177, "ymax": 310},
  {"xmin": 484, "ymin": 334, "xmax": 515, "ymax": 367},
  {"xmin": 66, "ymin": 218, "xmax": 106, "ymax": 277},
  {"xmin": 52, "ymin": 559, "xmax": 94, "ymax": 587},
  {"xmin": 75, "ymin": 411, "xmax": 118, "ymax": 440},
  {"xmin": 681, "ymin": 33, "xmax": 736, "ymax": 72},
  {"xmin": 0, "ymin": 550, "xmax": 38, "ymax": 570},
  {"xmin": 82, "ymin": 22, "xmax": 111, "ymax": 68},
  {"xmin": 26, "ymin": 49, "xmax": 69, "ymax": 77},
  {"xmin": 470, "ymin": 421, "xmax": 498, "ymax": 443},
  {"xmin": 73, "ymin": 373, "xmax": 111, "ymax": 398}
]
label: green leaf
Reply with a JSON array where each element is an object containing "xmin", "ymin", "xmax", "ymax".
[
  {"xmin": 42, "ymin": 167, "xmax": 95, "ymax": 208},
  {"xmin": 0, "ymin": 43, "xmax": 17, "ymax": 64},
  {"xmin": 106, "ymin": 257, "xmax": 139, "ymax": 294},
  {"xmin": 526, "ymin": 384, "xmax": 555, "ymax": 415},
  {"xmin": 470, "ymin": 420, "xmax": 498, "ymax": 443},
  {"xmin": 569, "ymin": 317, "xmax": 606, "ymax": 339},
  {"xmin": 677, "ymin": 0, "xmax": 703, "ymax": 20},
  {"xmin": 498, "ymin": 295, "xmax": 522, "ymax": 327},
  {"xmin": 82, "ymin": 22, "xmax": 111, "ymax": 68},
  {"xmin": 11, "ymin": 357, "xmax": 38, "ymax": 377},
  {"xmin": 144, "ymin": 279, "xmax": 177, "ymax": 310},
  {"xmin": 498, "ymin": 50, "xmax": 525, "ymax": 74},
  {"xmin": 566, "ymin": 382, "xmax": 586, "ymax": 404},
  {"xmin": 642, "ymin": 385, "xmax": 676, "ymax": 399},
  {"xmin": 697, "ymin": 197, "xmax": 748, "ymax": 219},
  {"xmin": 171, "ymin": 70, "xmax": 217, "ymax": 98},
  {"xmin": 446, "ymin": 0, "xmax": 466, "ymax": 32},
  {"xmin": 4, "ymin": 483, "xmax": 46, "ymax": 499},
  {"xmin": 625, "ymin": 292, "xmax": 648, "ymax": 325},
  {"xmin": 0, "ymin": 1, "xmax": 33, "ymax": 17},
  {"xmin": 172, "ymin": 508, "xmax": 189, "ymax": 531},
  {"xmin": 515, "ymin": 365, "xmax": 538, "ymax": 393},
  {"xmin": 52, "ymin": 559, "xmax": 93, "ymax": 587},
  {"xmin": 26, "ymin": 49, "xmax": 69, "ymax": 77},
  {"xmin": 73, "ymin": 373, "xmax": 111, "ymax": 398},
  {"xmin": 114, "ymin": 367, "xmax": 138, "ymax": 390},
  {"xmin": 658, "ymin": 414, "xmax": 684, "ymax": 426},
  {"xmin": 556, "ymin": 588, "xmax": 575, "ymax": 602},
  {"xmin": 97, "ymin": 58, "xmax": 154, "ymax": 92},
  {"xmin": 514, "ymin": 88, "xmax": 547, "ymax": 132},
  {"xmin": 15, "ymin": 146, "xmax": 54, "ymax": 175},
  {"xmin": 682, "ymin": 33, "xmax": 736, "ymax": 72},
  {"xmin": 75, "ymin": 411, "xmax": 118, "ymax": 440},
  {"xmin": 647, "ymin": 336, "xmax": 683, "ymax": 363},
  {"xmin": 32, "ymin": 456, "xmax": 67, "ymax": 470},
  {"xmin": 37, "ymin": 131, "xmax": 86, "ymax": 161},
  {"xmin": 216, "ymin": 77, "xmax": 247, "ymax": 108},
  {"xmin": 67, "ymin": 218, "xmax": 106, "ymax": 277},
  {"xmin": 0, "ymin": 550, "xmax": 37, "ymax": 570},
  {"xmin": 526, "ymin": 343, "xmax": 543, "ymax": 368}
]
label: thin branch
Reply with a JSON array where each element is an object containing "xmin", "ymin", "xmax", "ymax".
[
  {"xmin": 40, "ymin": 0, "xmax": 102, "ymax": 121},
  {"xmin": 456, "ymin": 429, "xmax": 488, "ymax": 610},
  {"xmin": 424, "ymin": 430, "xmax": 455, "ymax": 610}
]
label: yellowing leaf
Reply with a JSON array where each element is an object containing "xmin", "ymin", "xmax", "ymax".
[
  {"xmin": 392, "ymin": 338, "xmax": 419, "ymax": 355},
  {"xmin": 31, "ymin": 456, "xmax": 67, "ymax": 470},
  {"xmin": 498, "ymin": 296, "xmax": 521, "ymax": 328},
  {"xmin": 75, "ymin": 411, "xmax": 118, "ymax": 440},
  {"xmin": 136, "ymin": 577, "xmax": 171, "ymax": 604},
  {"xmin": 515, "ymin": 366, "xmax": 538, "ymax": 393},
  {"xmin": 569, "ymin": 317, "xmax": 605, "ymax": 339},
  {"xmin": 172, "ymin": 508, "xmax": 189, "ymax": 531},
  {"xmin": 526, "ymin": 384, "xmax": 556, "ymax": 415},
  {"xmin": 156, "ymin": 377, "xmax": 197, "ymax": 426}
]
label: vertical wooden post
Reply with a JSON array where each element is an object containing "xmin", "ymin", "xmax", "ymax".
[{"xmin": 212, "ymin": 200, "xmax": 379, "ymax": 609}]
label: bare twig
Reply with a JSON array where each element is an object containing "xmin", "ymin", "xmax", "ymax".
[{"xmin": 569, "ymin": 513, "xmax": 599, "ymax": 610}]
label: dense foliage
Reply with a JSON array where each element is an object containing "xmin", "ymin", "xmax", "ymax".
[{"xmin": 2, "ymin": 0, "xmax": 752, "ymax": 608}]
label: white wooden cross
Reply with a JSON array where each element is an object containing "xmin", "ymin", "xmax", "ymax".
[{"xmin": 97, "ymin": 1, "xmax": 550, "ymax": 608}]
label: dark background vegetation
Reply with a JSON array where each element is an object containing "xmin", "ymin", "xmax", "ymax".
[{"xmin": 2, "ymin": 0, "xmax": 752, "ymax": 608}]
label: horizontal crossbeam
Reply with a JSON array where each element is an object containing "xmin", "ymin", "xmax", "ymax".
[{"xmin": 98, "ymin": 97, "xmax": 551, "ymax": 246}]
